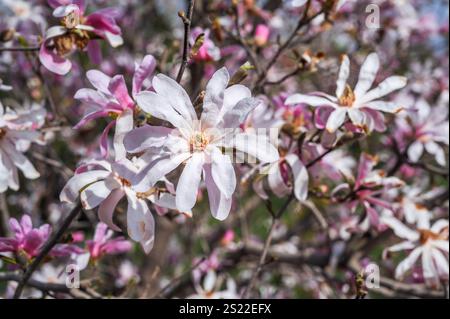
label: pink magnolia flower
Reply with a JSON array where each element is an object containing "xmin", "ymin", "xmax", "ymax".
[
  {"xmin": 125, "ymin": 67, "xmax": 279, "ymax": 220},
  {"xmin": 1, "ymin": 102, "xmax": 46, "ymax": 192},
  {"xmin": 39, "ymin": 0, "xmax": 123, "ymax": 75},
  {"xmin": 381, "ymin": 211, "xmax": 449, "ymax": 287},
  {"xmin": 0, "ymin": 215, "xmax": 82, "ymax": 259},
  {"xmin": 334, "ymin": 153, "xmax": 404, "ymax": 229},
  {"xmin": 396, "ymin": 93, "xmax": 449, "ymax": 167},
  {"xmin": 74, "ymin": 55, "xmax": 156, "ymax": 157},
  {"xmin": 286, "ymin": 53, "xmax": 407, "ymax": 133},
  {"xmin": 86, "ymin": 222, "xmax": 132, "ymax": 260},
  {"xmin": 190, "ymin": 27, "xmax": 221, "ymax": 62}
]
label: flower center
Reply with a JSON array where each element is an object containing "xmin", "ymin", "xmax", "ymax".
[
  {"xmin": 339, "ymin": 84, "xmax": 356, "ymax": 107},
  {"xmin": 190, "ymin": 131, "xmax": 209, "ymax": 152},
  {"xmin": 61, "ymin": 11, "xmax": 81, "ymax": 29}
]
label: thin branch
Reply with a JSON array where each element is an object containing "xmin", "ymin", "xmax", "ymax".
[
  {"xmin": 176, "ymin": 0, "xmax": 196, "ymax": 83},
  {"xmin": 13, "ymin": 202, "xmax": 82, "ymax": 299},
  {"xmin": 0, "ymin": 194, "xmax": 11, "ymax": 237},
  {"xmin": 0, "ymin": 46, "xmax": 40, "ymax": 53}
]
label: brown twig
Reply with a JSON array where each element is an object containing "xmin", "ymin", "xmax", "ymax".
[
  {"xmin": 13, "ymin": 202, "xmax": 82, "ymax": 299},
  {"xmin": 176, "ymin": 0, "xmax": 196, "ymax": 83}
]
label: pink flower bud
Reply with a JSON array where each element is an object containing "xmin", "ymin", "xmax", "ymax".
[{"xmin": 255, "ymin": 24, "xmax": 270, "ymax": 47}]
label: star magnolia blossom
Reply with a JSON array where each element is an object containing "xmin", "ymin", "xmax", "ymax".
[
  {"xmin": 0, "ymin": 103, "xmax": 46, "ymax": 192},
  {"xmin": 381, "ymin": 211, "xmax": 449, "ymax": 286},
  {"xmin": 398, "ymin": 93, "xmax": 449, "ymax": 167},
  {"xmin": 74, "ymin": 55, "xmax": 156, "ymax": 157},
  {"xmin": 60, "ymin": 155, "xmax": 178, "ymax": 254},
  {"xmin": 286, "ymin": 53, "xmax": 407, "ymax": 133},
  {"xmin": 0, "ymin": 215, "xmax": 82, "ymax": 259},
  {"xmin": 39, "ymin": 0, "xmax": 123, "ymax": 75},
  {"xmin": 125, "ymin": 67, "xmax": 279, "ymax": 219}
]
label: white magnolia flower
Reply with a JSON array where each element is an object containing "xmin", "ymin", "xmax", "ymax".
[
  {"xmin": 0, "ymin": 102, "xmax": 46, "ymax": 192},
  {"xmin": 286, "ymin": 53, "xmax": 407, "ymax": 133},
  {"xmin": 125, "ymin": 67, "xmax": 279, "ymax": 220},
  {"xmin": 381, "ymin": 212, "xmax": 449, "ymax": 286}
]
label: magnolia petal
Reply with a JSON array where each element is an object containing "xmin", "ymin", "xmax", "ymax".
[
  {"xmin": 354, "ymin": 53, "xmax": 380, "ymax": 99},
  {"xmin": 124, "ymin": 125, "xmax": 172, "ymax": 153},
  {"xmin": 230, "ymin": 133, "xmax": 279, "ymax": 163},
  {"xmin": 336, "ymin": 55, "xmax": 350, "ymax": 98},
  {"xmin": 60, "ymin": 170, "xmax": 110, "ymax": 203},
  {"xmin": 79, "ymin": 180, "xmax": 112, "ymax": 210},
  {"xmin": 176, "ymin": 152, "xmax": 205, "ymax": 212},
  {"xmin": 132, "ymin": 55, "xmax": 156, "ymax": 97},
  {"xmin": 86, "ymin": 70, "xmax": 112, "ymax": 95},
  {"xmin": 211, "ymin": 147, "xmax": 236, "ymax": 199},
  {"xmin": 204, "ymin": 164, "xmax": 232, "ymax": 221},
  {"xmin": 285, "ymin": 154, "xmax": 309, "ymax": 201},
  {"xmin": 359, "ymin": 76, "xmax": 407, "ymax": 104},
  {"xmin": 98, "ymin": 188, "xmax": 124, "ymax": 231},
  {"xmin": 285, "ymin": 94, "xmax": 336, "ymax": 108},
  {"xmin": 326, "ymin": 108, "xmax": 347, "ymax": 133}
]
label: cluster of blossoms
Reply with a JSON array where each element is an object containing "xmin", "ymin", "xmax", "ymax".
[{"xmin": 0, "ymin": 0, "xmax": 448, "ymax": 299}]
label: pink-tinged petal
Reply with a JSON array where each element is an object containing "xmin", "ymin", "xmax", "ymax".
[
  {"xmin": 204, "ymin": 67, "xmax": 229, "ymax": 107},
  {"xmin": 135, "ymin": 91, "xmax": 191, "ymax": 130},
  {"xmin": 39, "ymin": 44, "xmax": 71, "ymax": 75},
  {"xmin": 114, "ymin": 109, "xmax": 134, "ymax": 161},
  {"xmin": 8, "ymin": 218, "xmax": 23, "ymax": 238},
  {"xmin": 100, "ymin": 120, "xmax": 116, "ymax": 158},
  {"xmin": 228, "ymin": 133, "xmax": 279, "ymax": 163},
  {"xmin": 431, "ymin": 248, "xmax": 449, "ymax": 278},
  {"xmin": 0, "ymin": 238, "xmax": 18, "ymax": 252},
  {"xmin": 359, "ymin": 76, "xmax": 408, "ymax": 104},
  {"xmin": 133, "ymin": 153, "xmax": 191, "ymax": 192},
  {"xmin": 395, "ymin": 247, "xmax": 422, "ymax": 279},
  {"xmin": 222, "ymin": 97, "xmax": 260, "ymax": 129},
  {"xmin": 98, "ymin": 188, "xmax": 124, "ymax": 232},
  {"xmin": 103, "ymin": 238, "xmax": 133, "ymax": 255},
  {"xmin": 1, "ymin": 140, "xmax": 39, "ymax": 179},
  {"xmin": 355, "ymin": 153, "xmax": 377, "ymax": 188},
  {"xmin": 132, "ymin": 55, "xmax": 156, "ymax": 97},
  {"xmin": 204, "ymin": 164, "xmax": 232, "ymax": 221},
  {"xmin": 124, "ymin": 125, "xmax": 171, "ymax": 153},
  {"xmin": 326, "ymin": 109, "xmax": 347, "ymax": 133},
  {"xmin": 407, "ymin": 141, "xmax": 424, "ymax": 163},
  {"xmin": 74, "ymin": 88, "xmax": 109, "ymax": 107},
  {"xmin": 268, "ymin": 163, "xmax": 291, "ymax": 198},
  {"xmin": 314, "ymin": 106, "xmax": 334, "ymax": 129},
  {"xmin": 422, "ymin": 247, "xmax": 438, "ymax": 284},
  {"xmin": 176, "ymin": 152, "xmax": 205, "ymax": 212},
  {"xmin": 254, "ymin": 24, "xmax": 270, "ymax": 46},
  {"xmin": 222, "ymin": 85, "xmax": 252, "ymax": 114},
  {"xmin": 20, "ymin": 215, "xmax": 33, "ymax": 234},
  {"xmin": 87, "ymin": 40, "xmax": 102, "ymax": 65},
  {"xmin": 386, "ymin": 240, "xmax": 416, "ymax": 253},
  {"xmin": 93, "ymin": 222, "xmax": 108, "ymax": 244},
  {"xmin": 74, "ymin": 110, "xmax": 108, "ymax": 129},
  {"xmin": 425, "ymin": 141, "xmax": 447, "ymax": 166},
  {"xmin": 152, "ymin": 74, "xmax": 197, "ymax": 121},
  {"xmin": 60, "ymin": 170, "xmax": 110, "ymax": 203},
  {"xmin": 433, "ymin": 240, "xmax": 449, "ymax": 253},
  {"xmin": 285, "ymin": 154, "xmax": 309, "ymax": 201},
  {"xmin": 211, "ymin": 147, "xmax": 236, "ymax": 199},
  {"xmin": 363, "ymin": 101, "xmax": 403, "ymax": 114},
  {"xmin": 347, "ymin": 108, "xmax": 366, "ymax": 128},
  {"xmin": 108, "ymin": 75, "xmax": 134, "ymax": 109},
  {"xmin": 80, "ymin": 180, "xmax": 113, "ymax": 210},
  {"xmin": 431, "ymin": 219, "xmax": 449, "ymax": 234},
  {"xmin": 86, "ymin": 70, "xmax": 112, "ymax": 95},
  {"xmin": 22, "ymin": 230, "xmax": 44, "ymax": 256},
  {"xmin": 354, "ymin": 53, "xmax": 380, "ymax": 99},
  {"xmin": 126, "ymin": 195, "xmax": 154, "ymax": 243},
  {"xmin": 85, "ymin": 13, "xmax": 121, "ymax": 35},
  {"xmin": 44, "ymin": 26, "xmax": 68, "ymax": 40},
  {"xmin": 362, "ymin": 108, "xmax": 386, "ymax": 132},
  {"xmin": 285, "ymin": 94, "xmax": 336, "ymax": 108},
  {"xmin": 103, "ymin": 31, "xmax": 123, "ymax": 48},
  {"xmin": 51, "ymin": 243, "xmax": 84, "ymax": 257},
  {"xmin": 336, "ymin": 55, "xmax": 350, "ymax": 98}
]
